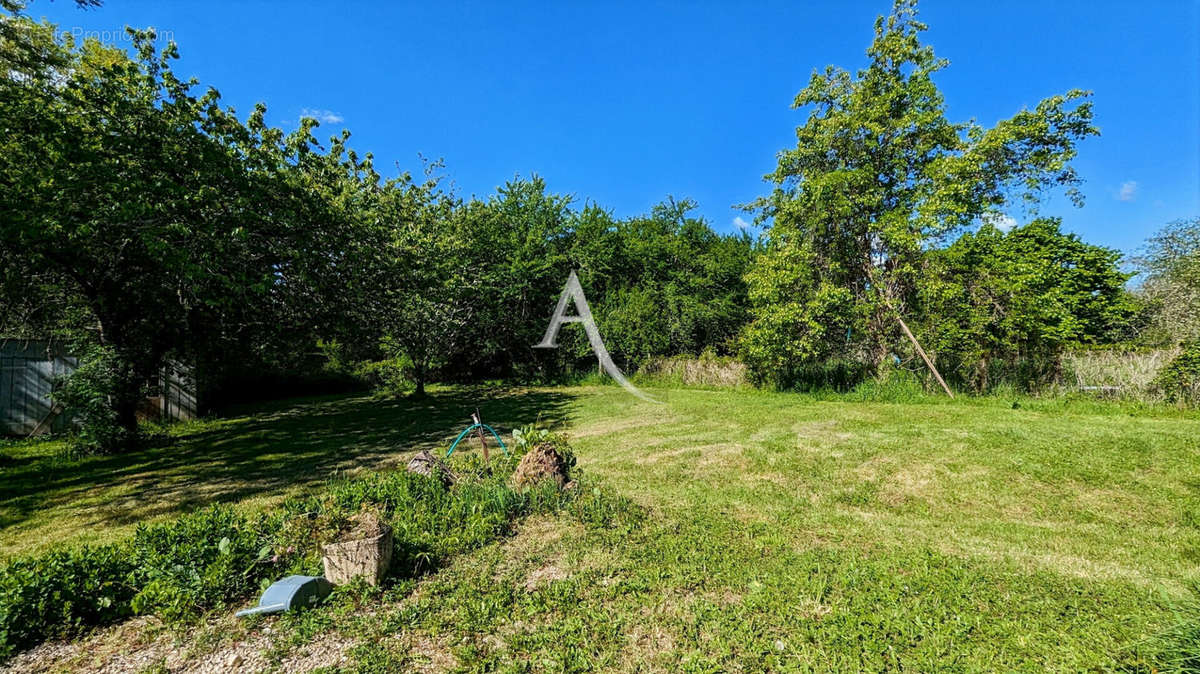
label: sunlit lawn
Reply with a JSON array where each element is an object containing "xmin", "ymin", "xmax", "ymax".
[
  {"xmin": 0, "ymin": 387, "xmax": 574, "ymax": 559},
  {"xmin": 4, "ymin": 385, "xmax": 1200, "ymax": 670}
]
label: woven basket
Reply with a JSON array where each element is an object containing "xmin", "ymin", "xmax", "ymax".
[{"xmin": 321, "ymin": 524, "xmax": 393, "ymax": 586}]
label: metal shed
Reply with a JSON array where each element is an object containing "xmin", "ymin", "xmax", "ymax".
[
  {"xmin": 0, "ymin": 340, "xmax": 196, "ymax": 437},
  {"xmin": 0, "ymin": 340, "xmax": 78, "ymax": 435}
]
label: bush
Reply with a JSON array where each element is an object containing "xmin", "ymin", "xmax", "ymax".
[
  {"xmin": 352, "ymin": 357, "xmax": 414, "ymax": 397},
  {"xmin": 52, "ymin": 346, "xmax": 139, "ymax": 455},
  {"xmin": 1153, "ymin": 341, "xmax": 1200, "ymax": 406},
  {"xmin": 0, "ymin": 544, "xmax": 136, "ymax": 659},
  {"xmin": 128, "ymin": 506, "xmax": 280, "ymax": 622}
]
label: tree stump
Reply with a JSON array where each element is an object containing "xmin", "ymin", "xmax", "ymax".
[
  {"xmin": 511, "ymin": 442, "xmax": 569, "ymax": 489},
  {"xmin": 406, "ymin": 450, "xmax": 456, "ymax": 487}
]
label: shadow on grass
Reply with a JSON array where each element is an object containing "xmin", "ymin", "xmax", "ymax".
[{"xmin": 0, "ymin": 386, "xmax": 574, "ymax": 550}]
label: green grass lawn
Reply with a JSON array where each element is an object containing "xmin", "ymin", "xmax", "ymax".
[
  {"xmin": 4, "ymin": 386, "xmax": 1200, "ymax": 671},
  {"xmin": 0, "ymin": 387, "xmax": 576, "ymax": 559}
]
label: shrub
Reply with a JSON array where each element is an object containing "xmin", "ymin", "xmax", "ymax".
[
  {"xmin": 128, "ymin": 506, "xmax": 279, "ymax": 622},
  {"xmin": 352, "ymin": 357, "xmax": 415, "ymax": 397},
  {"xmin": 1153, "ymin": 341, "xmax": 1200, "ymax": 406},
  {"xmin": 52, "ymin": 346, "xmax": 140, "ymax": 455},
  {"xmin": 0, "ymin": 544, "xmax": 136, "ymax": 659}
]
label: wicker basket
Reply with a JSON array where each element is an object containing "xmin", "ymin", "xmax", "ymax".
[{"xmin": 321, "ymin": 523, "xmax": 393, "ymax": 586}]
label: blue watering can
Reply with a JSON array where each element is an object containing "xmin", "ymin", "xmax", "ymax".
[{"xmin": 235, "ymin": 575, "xmax": 332, "ymax": 617}]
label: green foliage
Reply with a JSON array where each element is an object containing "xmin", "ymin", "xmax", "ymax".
[
  {"xmin": 351, "ymin": 356, "xmax": 415, "ymax": 398},
  {"xmin": 511, "ymin": 423, "xmax": 568, "ymax": 458},
  {"xmin": 741, "ymin": 0, "xmax": 1098, "ymax": 389},
  {"xmin": 1152, "ymin": 341, "xmax": 1200, "ymax": 406},
  {"xmin": 128, "ymin": 506, "xmax": 277, "ymax": 622},
  {"xmin": 0, "ymin": 424, "xmax": 599, "ymax": 659},
  {"xmin": 1136, "ymin": 218, "xmax": 1200, "ymax": 345},
  {"xmin": 330, "ymin": 178, "xmax": 754, "ymax": 388},
  {"xmin": 359, "ymin": 168, "xmax": 478, "ymax": 396},
  {"xmin": 921, "ymin": 218, "xmax": 1134, "ymax": 391},
  {"xmin": 0, "ymin": 19, "xmax": 374, "ymax": 443},
  {"xmin": 51, "ymin": 346, "xmax": 142, "ymax": 454},
  {"xmin": 512, "ymin": 423, "xmax": 577, "ymax": 475},
  {"xmin": 0, "ymin": 544, "xmax": 135, "ymax": 659},
  {"xmin": 585, "ymin": 199, "xmax": 755, "ymax": 372}
]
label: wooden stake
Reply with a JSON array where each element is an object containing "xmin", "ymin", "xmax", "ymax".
[
  {"xmin": 472, "ymin": 409, "xmax": 490, "ymax": 463},
  {"xmin": 894, "ymin": 312, "xmax": 954, "ymax": 398},
  {"xmin": 863, "ymin": 258, "xmax": 954, "ymax": 399}
]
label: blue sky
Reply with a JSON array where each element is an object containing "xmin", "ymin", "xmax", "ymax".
[{"xmin": 30, "ymin": 0, "xmax": 1200, "ymax": 256}]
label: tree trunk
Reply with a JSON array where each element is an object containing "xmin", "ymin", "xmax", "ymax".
[
  {"xmin": 412, "ymin": 361, "xmax": 427, "ymax": 397},
  {"xmin": 113, "ymin": 387, "xmax": 140, "ymax": 444}
]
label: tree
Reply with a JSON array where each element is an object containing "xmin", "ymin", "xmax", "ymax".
[
  {"xmin": 920, "ymin": 218, "xmax": 1132, "ymax": 390},
  {"xmin": 452, "ymin": 177, "xmax": 577, "ymax": 381},
  {"xmin": 594, "ymin": 198, "xmax": 754, "ymax": 370},
  {"xmin": 369, "ymin": 171, "xmax": 476, "ymax": 397},
  {"xmin": 1134, "ymin": 217, "xmax": 1200, "ymax": 345},
  {"xmin": 740, "ymin": 0, "xmax": 1098, "ymax": 389},
  {"xmin": 0, "ymin": 25, "xmax": 354, "ymax": 448}
]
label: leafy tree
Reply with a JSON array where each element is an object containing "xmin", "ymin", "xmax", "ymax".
[
  {"xmin": 1134, "ymin": 217, "xmax": 1200, "ymax": 345},
  {"xmin": 0, "ymin": 25, "xmax": 354, "ymax": 448},
  {"xmin": 740, "ymin": 0, "xmax": 1098, "ymax": 389},
  {"xmin": 1152, "ymin": 339, "xmax": 1200, "ymax": 406},
  {"xmin": 920, "ymin": 218, "xmax": 1132, "ymax": 390},
  {"xmin": 367, "ymin": 171, "xmax": 477, "ymax": 397},
  {"xmin": 594, "ymin": 199, "xmax": 754, "ymax": 371},
  {"xmin": 452, "ymin": 177, "xmax": 577, "ymax": 381}
]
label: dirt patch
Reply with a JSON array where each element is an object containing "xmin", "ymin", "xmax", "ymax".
[{"xmin": 524, "ymin": 562, "xmax": 569, "ymax": 590}]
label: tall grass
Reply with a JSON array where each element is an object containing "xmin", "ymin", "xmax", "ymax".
[
  {"xmin": 637, "ymin": 351, "xmax": 750, "ymax": 389},
  {"xmin": 1144, "ymin": 588, "xmax": 1200, "ymax": 674},
  {"xmin": 1062, "ymin": 348, "xmax": 1181, "ymax": 403}
]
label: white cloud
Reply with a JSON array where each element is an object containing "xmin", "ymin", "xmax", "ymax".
[
  {"xmin": 299, "ymin": 108, "xmax": 344, "ymax": 125},
  {"xmin": 1118, "ymin": 180, "xmax": 1138, "ymax": 202},
  {"xmin": 733, "ymin": 216, "xmax": 752, "ymax": 230},
  {"xmin": 984, "ymin": 213, "xmax": 1017, "ymax": 232}
]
